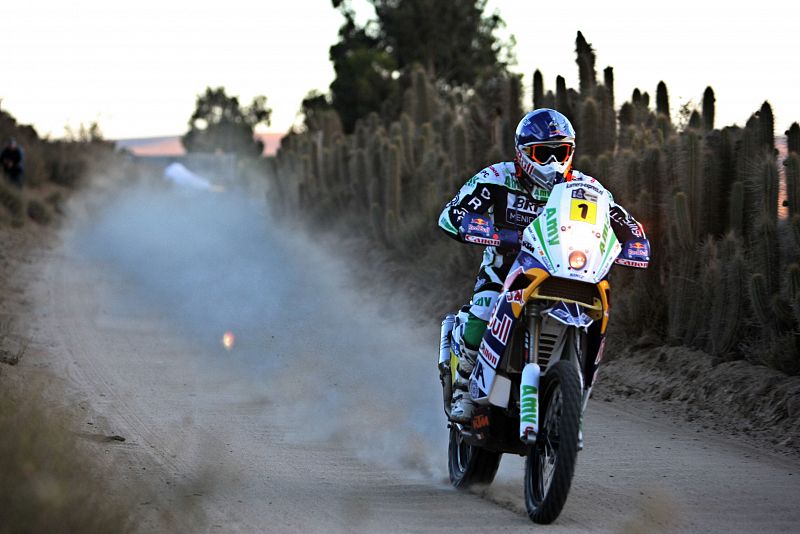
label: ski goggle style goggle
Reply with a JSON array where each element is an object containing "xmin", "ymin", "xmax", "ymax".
[{"xmin": 521, "ymin": 143, "xmax": 573, "ymax": 164}]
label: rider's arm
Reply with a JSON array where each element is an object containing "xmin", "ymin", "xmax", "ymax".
[
  {"xmin": 438, "ymin": 169, "xmax": 498, "ymax": 242},
  {"xmin": 609, "ymin": 202, "xmax": 651, "ymax": 268}
]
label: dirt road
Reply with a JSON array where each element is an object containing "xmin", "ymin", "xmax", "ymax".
[{"xmin": 17, "ymin": 186, "xmax": 800, "ymax": 533}]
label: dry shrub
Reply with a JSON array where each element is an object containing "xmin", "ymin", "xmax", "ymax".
[
  {"xmin": 0, "ymin": 181, "xmax": 23, "ymax": 219},
  {"xmin": 26, "ymin": 200, "xmax": 51, "ymax": 226},
  {"xmin": 0, "ymin": 384, "xmax": 134, "ymax": 533}
]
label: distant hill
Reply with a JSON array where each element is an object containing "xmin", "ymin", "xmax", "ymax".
[{"xmin": 115, "ymin": 132, "xmax": 284, "ymax": 157}]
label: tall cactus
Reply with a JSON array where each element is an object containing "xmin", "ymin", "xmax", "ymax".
[
  {"xmin": 764, "ymin": 159, "xmax": 779, "ymax": 222},
  {"xmin": 556, "ymin": 75, "xmax": 569, "ymax": 115},
  {"xmin": 385, "ymin": 142, "xmax": 403, "ymax": 217},
  {"xmin": 603, "ymin": 66, "xmax": 615, "ymax": 108},
  {"xmin": 533, "ymin": 70, "xmax": 544, "ymax": 109},
  {"xmin": 728, "ymin": 181, "xmax": 745, "ymax": 235},
  {"xmin": 412, "ymin": 66, "xmax": 433, "ymax": 126},
  {"xmin": 788, "ymin": 263, "xmax": 800, "ymax": 332},
  {"xmin": 749, "ymin": 272, "xmax": 773, "ymax": 327},
  {"xmin": 681, "ymin": 131, "xmax": 703, "ymax": 239},
  {"xmin": 750, "ymin": 215, "xmax": 780, "ymax": 296},
  {"xmin": 451, "ymin": 118, "xmax": 469, "ymax": 189},
  {"xmin": 575, "ymin": 31, "xmax": 597, "ymax": 93},
  {"xmin": 656, "ymin": 81, "xmax": 670, "ymax": 119},
  {"xmin": 708, "ymin": 234, "xmax": 746, "ymax": 356},
  {"xmin": 580, "ymin": 97, "xmax": 600, "ymax": 156},
  {"xmin": 673, "ymin": 192, "xmax": 693, "ymax": 246},
  {"xmin": 688, "ymin": 111, "xmax": 702, "ymax": 130},
  {"xmin": 702, "ymin": 87, "xmax": 716, "ymax": 130},
  {"xmin": 758, "ymin": 101, "xmax": 775, "ymax": 152},
  {"xmin": 785, "ymin": 154, "xmax": 800, "ymax": 217},
  {"xmin": 787, "ymin": 122, "xmax": 800, "ymax": 154}
]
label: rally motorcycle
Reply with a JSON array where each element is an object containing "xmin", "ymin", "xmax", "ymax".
[{"xmin": 438, "ymin": 179, "xmax": 627, "ymax": 524}]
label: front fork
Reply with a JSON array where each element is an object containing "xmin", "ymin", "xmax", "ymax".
[
  {"xmin": 518, "ymin": 318, "xmax": 595, "ymax": 445},
  {"xmin": 519, "ymin": 363, "xmax": 541, "ymax": 444}
]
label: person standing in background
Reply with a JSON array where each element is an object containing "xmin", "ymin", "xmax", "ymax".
[{"xmin": 1, "ymin": 138, "xmax": 24, "ymax": 188}]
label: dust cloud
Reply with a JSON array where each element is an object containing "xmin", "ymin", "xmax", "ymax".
[{"xmin": 70, "ymin": 181, "xmax": 448, "ymax": 480}]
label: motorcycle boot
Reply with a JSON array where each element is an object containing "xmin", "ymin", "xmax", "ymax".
[{"xmin": 450, "ymin": 345, "xmax": 478, "ymax": 422}]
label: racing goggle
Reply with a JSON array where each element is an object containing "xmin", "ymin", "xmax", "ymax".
[{"xmin": 521, "ymin": 143, "xmax": 573, "ymax": 164}]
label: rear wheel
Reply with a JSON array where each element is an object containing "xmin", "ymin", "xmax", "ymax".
[
  {"xmin": 448, "ymin": 425, "xmax": 502, "ymax": 488},
  {"xmin": 524, "ymin": 359, "xmax": 581, "ymax": 523}
]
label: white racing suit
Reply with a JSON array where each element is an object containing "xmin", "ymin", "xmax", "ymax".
[{"xmin": 438, "ymin": 161, "xmax": 649, "ymax": 397}]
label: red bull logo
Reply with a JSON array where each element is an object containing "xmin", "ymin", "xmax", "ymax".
[
  {"xmin": 630, "ymin": 242, "xmax": 646, "ymax": 249},
  {"xmin": 473, "ymin": 218, "xmax": 488, "ymax": 226}
]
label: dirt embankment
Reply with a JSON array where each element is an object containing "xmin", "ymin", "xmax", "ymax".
[
  {"xmin": 0, "ymin": 212, "xmax": 136, "ymax": 533},
  {"xmin": 598, "ymin": 345, "xmax": 800, "ymax": 456}
]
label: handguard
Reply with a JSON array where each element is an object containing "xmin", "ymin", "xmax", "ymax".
[
  {"xmin": 459, "ymin": 213, "xmax": 520, "ymax": 249},
  {"xmin": 614, "ymin": 238, "xmax": 650, "ymax": 268}
]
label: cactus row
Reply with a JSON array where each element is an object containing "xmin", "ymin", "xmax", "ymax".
[{"xmin": 264, "ymin": 34, "xmax": 799, "ymax": 374}]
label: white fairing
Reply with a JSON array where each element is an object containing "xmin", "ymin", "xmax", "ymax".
[{"xmin": 522, "ymin": 180, "xmax": 621, "ymax": 283}]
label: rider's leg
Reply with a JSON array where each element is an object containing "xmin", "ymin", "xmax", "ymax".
[
  {"xmin": 451, "ymin": 283, "xmax": 505, "ymax": 421},
  {"xmin": 451, "ymin": 249, "xmax": 512, "ymax": 422},
  {"xmin": 577, "ymin": 320, "xmax": 605, "ymax": 448}
]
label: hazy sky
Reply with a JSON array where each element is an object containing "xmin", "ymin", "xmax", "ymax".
[{"xmin": 2, "ymin": 0, "xmax": 798, "ymax": 139}]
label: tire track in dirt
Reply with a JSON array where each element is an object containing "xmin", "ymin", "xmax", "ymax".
[{"xmin": 21, "ymin": 186, "xmax": 800, "ymax": 533}]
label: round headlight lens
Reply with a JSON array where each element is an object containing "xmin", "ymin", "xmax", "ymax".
[{"xmin": 569, "ymin": 251, "xmax": 587, "ymax": 270}]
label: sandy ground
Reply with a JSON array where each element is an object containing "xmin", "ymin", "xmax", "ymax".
[{"xmin": 2, "ymin": 184, "xmax": 800, "ymax": 533}]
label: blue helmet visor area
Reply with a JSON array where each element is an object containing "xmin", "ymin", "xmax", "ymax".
[{"xmin": 516, "ymin": 109, "xmax": 576, "ymax": 145}]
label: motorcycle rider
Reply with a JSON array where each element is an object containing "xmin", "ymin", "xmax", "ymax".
[{"xmin": 438, "ymin": 108, "xmax": 650, "ymax": 425}]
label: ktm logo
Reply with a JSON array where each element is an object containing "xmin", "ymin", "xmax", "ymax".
[{"xmin": 472, "ymin": 414, "xmax": 489, "ymax": 429}]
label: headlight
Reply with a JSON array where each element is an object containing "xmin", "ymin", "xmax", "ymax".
[{"xmin": 569, "ymin": 251, "xmax": 587, "ymax": 270}]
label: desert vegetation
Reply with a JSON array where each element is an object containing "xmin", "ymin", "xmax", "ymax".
[
  {"xmin": 264, "ymin": 20, "xmax": 800, "ymax": 374},
  {"xmin": 0, "ymin": 105, "xmax": 116, "ymax": 227}
]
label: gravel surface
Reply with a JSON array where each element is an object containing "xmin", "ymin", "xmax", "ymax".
[{"xmin": 2, "ymin": 184, "xmax": 799, "ymax": 533}]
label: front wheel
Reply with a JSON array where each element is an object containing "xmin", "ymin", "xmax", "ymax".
[
  {"xmin": 448, "ymin": 425, "xmax": 502, "ymax": 488},
  {"xmin": 524, "ymin": 359, "xmax": 582, "ymax": 524}
]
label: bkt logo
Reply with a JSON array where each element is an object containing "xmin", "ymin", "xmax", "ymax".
[{"xmin": 512, "ymin": 196, "xmax": 534, "ymax": 210}]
